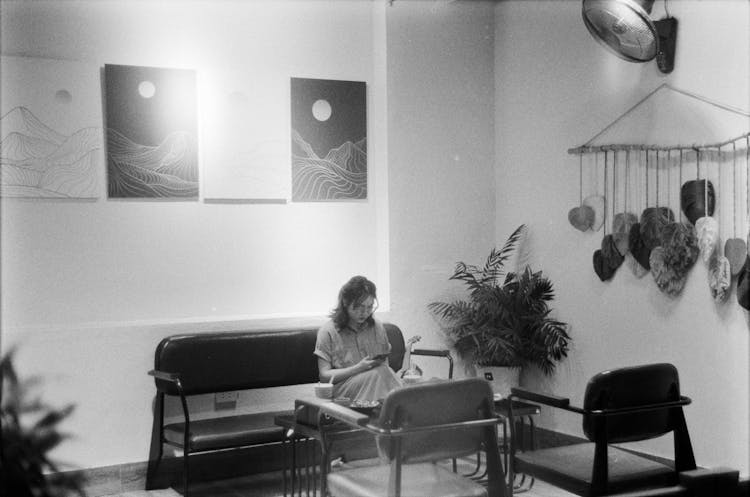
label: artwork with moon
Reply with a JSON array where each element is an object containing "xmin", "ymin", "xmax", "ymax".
[
  {"xmin": 290, "ymin": 77, "xmax": 367, "ymax": 201},
  {"xmin": 0, "ymin": 56, "xmax": 103, "ymax": 198},
  {"xmin": 105, "ymin": 64, "xmax": 199, "ymax": 198}
]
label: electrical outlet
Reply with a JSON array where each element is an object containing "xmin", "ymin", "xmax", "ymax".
[{"xmin": 215, "ymin": 391, "xmax": 239, "ymax": 405}]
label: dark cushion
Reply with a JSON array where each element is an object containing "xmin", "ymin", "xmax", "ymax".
[
  {"xmin": 164, "ymin": 410, "xmax": 292, "ymax": 451},
  {"xmin": 515, "ymin": 443, "xmax": 676, "ymax": 495}
]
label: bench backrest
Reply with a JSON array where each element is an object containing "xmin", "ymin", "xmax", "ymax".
[{"xmin": 154, "ymin": 323, "xmax": 407, "ymax": 396}]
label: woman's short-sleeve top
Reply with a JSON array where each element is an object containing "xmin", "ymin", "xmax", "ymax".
[{"xmin": 314, "ymin": 318, "xmax": 391, "ymax": 369}]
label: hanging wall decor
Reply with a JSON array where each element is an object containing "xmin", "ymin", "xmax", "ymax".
[
  {"xmin": 290, "ymin": 77, "xmax": 367, "ymax": 202},
  {"xmin": 105, "ymin": 64, "xmax": 199, "ymax": 199},
  {"xmin": 0, "ymin": 56, "xmax": 103, "ymax": 199},
  {"xmin": 569, "ymin": 83, "xmax": 749, "ymax": 307}
]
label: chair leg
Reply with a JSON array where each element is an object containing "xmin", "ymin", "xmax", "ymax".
[
  {"xmin": 672, "ymin": 408, "xmax": 696, "ymax": 472},
  {"xmin": 146, "ymin": 393, "xmax": 165, "ymax": 490},
  {"xmin": 183, "ymin": 450, "xmax": 190, "ymax": 497},
  {"xmin": 590, "ymin": 418, "xmax": 609, "ymax": 496}
]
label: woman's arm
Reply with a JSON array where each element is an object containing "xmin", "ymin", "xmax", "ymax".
[{"xmin": 318, "ymin": 356, "xmax": 384, "ymax": 384}]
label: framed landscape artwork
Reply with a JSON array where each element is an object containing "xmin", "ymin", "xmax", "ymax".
[
  {"xmin": 290, "ymin": 77, "xmax": 367, "ymax": 202},
  {"xmin": 201, "ymin": 73, "xmax": 290, "ymax": 201},
  {"xmin": 105, "ymin": 64, "xmax": 199, "ymax": 198},
  {"xmin": 0, "ymin": 56, "xmax": 103, "ymax": 199}
]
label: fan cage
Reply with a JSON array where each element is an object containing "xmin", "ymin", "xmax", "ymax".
[{"xmin": 583, "ymin": 0, "xmax": 658, "ymax": 62}]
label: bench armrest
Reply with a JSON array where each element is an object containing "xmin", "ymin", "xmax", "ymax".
[
  {"xmin": 410, "ymin": 348, "xmax": 454, "ymax": 379},
  {"xmin": 148, "ymin": 369, "xmax": 180, "ymax": 383}
]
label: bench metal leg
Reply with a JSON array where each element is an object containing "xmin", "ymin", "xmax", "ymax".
[{"xmin": 183, "ymin": 450, "xmax": 190, "ymax": 497}]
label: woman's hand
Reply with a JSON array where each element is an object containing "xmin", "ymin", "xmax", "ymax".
[{"xmin": 359, "ymin": 356, "xmax": 384, "ymax": 372}]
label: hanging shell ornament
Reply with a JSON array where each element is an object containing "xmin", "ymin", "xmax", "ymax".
[
  {"xmin": 725, "ymin": 238, "xmax": 748, "ymax": 277},
  {"xmin": 612, "ymin": 212, "xmax": 637, "ymax": 256},
  {"xmin": 593, "ymin": 249, "xmax": 616, "ymax": 281},
  {"xmin": 695, "ymin": 216, "xmax": 719, "ymax": 263},
  {"xmin": 583, "ymin": 195, "xmax": 605, "ymax": 232},
  {"xmin": 601, "ymin": 234, "xmax": 624, "ymax": 272},
  {"xmin": 708, "ymin": 253, "xmax": 731, "ymax": 303},
  {"xmin": 660, "ymin": 222, "xmax": 699, "ymax": 274},
  {"xmin": 629, "ymin": 222, "xmax": 651, "ymax": 273},
  {"xmin": 568, "ymin": 204, "xmax": 595, "ymax": 232},
  {"xmin": 680, "ymin": 179, "xmax": 715, "ymax": 225},
  {"xmin": 737, "ymin": 256, "xmax": 750, "ymax": 310},
  {"xmin": 640, "ymin": 207, "xmax": 675, "ymax": 250},
  {"xmin": 649, "ymin": 247, "xmax": 687, "ymax": 297}
]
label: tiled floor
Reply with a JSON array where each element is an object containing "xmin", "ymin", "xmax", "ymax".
[{"xmin": 101, "ymin": 462, "xmax": 576, "ymax": 497}]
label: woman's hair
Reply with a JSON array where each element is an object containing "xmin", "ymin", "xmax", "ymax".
[{"xmin": 330, "ymin": 275, "xmax": 377, "ymax": 329}]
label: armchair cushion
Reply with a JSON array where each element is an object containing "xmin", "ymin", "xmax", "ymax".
[
  {"xmin": 515, "ymin": 443, "xmax": 675, "ymax": 495},
  {"xmin": 328, "ymin": 462, "xmax": 488, "ymax": 497}
]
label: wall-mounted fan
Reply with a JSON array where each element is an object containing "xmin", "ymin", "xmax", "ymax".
[{"xmin": 582, "ymin": 0, "xmax": 677, "ymax": 73}]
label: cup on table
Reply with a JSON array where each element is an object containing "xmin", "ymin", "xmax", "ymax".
[
  {"xmin": 402, "ymin": 373, "xmax": 421, "ymax": 384},
  {"xmin": 314, "ymin": 383, "xmax": 333, "ymax": 400}
]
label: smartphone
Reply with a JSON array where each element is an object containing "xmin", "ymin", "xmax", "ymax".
[{"xmin": 372, "ymin": 353, "xmax": 389, "ymax": 361}]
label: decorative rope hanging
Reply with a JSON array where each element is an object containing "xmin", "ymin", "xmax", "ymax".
[
  {"xmin": 604, "ymin": 150, "xmax": 608, "ymax": 236},
  {"xmin": 625, "ymin": 150, "xmax": 630, "ymax": 213},
  {"xmin": 695, "ymin": 148, "xmax": 720, "ymax": 263},
  {"xmin": 656, "ymin": 150, "xmax": 660, "ymax": 209},
  {"xmin": 579, "ymin": 153, "xmax": 584, "ymax": 206},
  {"xmin": 569, "ymin": 84, "xmax": 750, "ymax": 154},
  {"xmin": 725, "ymin": 141, "xmax": 748, "ymax": 276}
]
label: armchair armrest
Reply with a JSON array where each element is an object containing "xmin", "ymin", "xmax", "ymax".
[
  {"xmin": 511, "ymin": 387, "xmax": 571, "ymax": 408},
  {"xmin": 511, "ymin": 387, "xmax": 587, "ymax": 414},
  {"xmin": 590, "ymin": 396, "xmax": 692, "ymax": 416},
  {"xmin": 297, "ymin": 397, "xmax": 371, "ymax": 428}
]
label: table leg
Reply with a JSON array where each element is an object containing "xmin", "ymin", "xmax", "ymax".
[
  {"xmin": 511, "ymin": 415, "xmax": 535, "ymax": 494},
  {"xmin": 281, "ymin": 435, "xmax": 288, "ymax": 497}
]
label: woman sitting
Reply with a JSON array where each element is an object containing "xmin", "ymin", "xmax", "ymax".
[{"xmin": 314, "ymin": 275, "xmax": 406, "ymax": 402}]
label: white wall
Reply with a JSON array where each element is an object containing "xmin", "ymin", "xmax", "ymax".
[
  {"xmin": 385, "ymin": 0, "xmax": 497, "ymax": 353},
  {"xmin": 495, "ymin": 0, "xmax": 750, "ymax": 475},
  {"xmin": 0, "ymin": 0, "xmax": 498, "ymax": 471},
  {"xmin": 0, "ymin": 0, "xmax": 388, "ymax": 468},
  {"xmin": 0, "ymin": 0, "xmax": 386, "ymax": 329}
]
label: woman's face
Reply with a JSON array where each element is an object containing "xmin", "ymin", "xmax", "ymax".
[{"xmin": 346, "ymin": 295, "xmax": 376, "ymax": 326}]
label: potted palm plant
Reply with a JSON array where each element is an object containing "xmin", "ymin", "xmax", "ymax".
[{"xmin": 428, "ymin": 225, "xmax": 570, "ymax": 395}]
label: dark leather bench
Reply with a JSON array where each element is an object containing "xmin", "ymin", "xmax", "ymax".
[{"xmin": 144, "ymin": 323, "xmax": 451, "ymax": 496}]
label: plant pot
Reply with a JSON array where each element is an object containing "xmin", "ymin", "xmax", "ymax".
[{"xmin": 479, "ymin": 366, "xmax": 520, "ymax": 398}]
